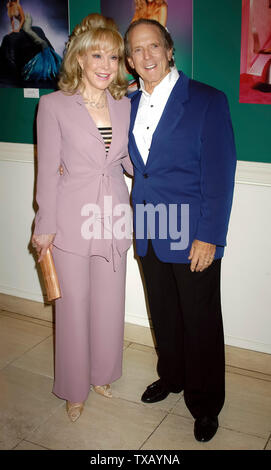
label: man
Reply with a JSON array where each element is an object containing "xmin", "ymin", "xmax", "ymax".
[{"xmin": 124, "ymin": 19, "xmax": 236, "ymax": 442}]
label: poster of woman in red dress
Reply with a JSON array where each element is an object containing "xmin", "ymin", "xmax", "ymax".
[{"xmin": 240, "ymin": 0, "xmax": 271, "ymax": 104}]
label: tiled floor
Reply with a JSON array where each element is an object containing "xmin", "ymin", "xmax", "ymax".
[{"xmin": 0, "ymin": 309, "xmax": 270, "ymax": 450}]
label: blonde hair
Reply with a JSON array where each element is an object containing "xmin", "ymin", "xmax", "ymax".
[
  {"xmin": 134, "ymin": 0, "xmax": 166, "ymax": 10},
  {"xmin": 7, "ymin": 0, "xmax": 21, "ymax": 18},
  {"xmin": 58, "ymin": 13, "xmax": 127, "ymax": 100}
]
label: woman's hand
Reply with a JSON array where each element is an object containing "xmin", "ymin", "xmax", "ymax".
[{"xmin": 31, "ymin": 233, "xmax": 55, "ymax": 262}]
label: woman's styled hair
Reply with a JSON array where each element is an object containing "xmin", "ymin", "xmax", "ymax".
[
  {"xmin": 58, "ymin": 13, "xmax": 127, "ymax": 100},
  {"xmin": 134, "ymin": 0, "xmax": 166, "ymax": 8},
  {"xmin": 124, "ymin": 18, "xmax": 174, "ymax": 67}
]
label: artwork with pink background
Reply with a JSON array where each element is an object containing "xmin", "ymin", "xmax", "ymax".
[
  {"xmin": 240, "ymin": 0, "xmax": 271, "ymax": 104},
  {"xmin": 101, "ymin": 0, "xmax": 193, "ymax": 80}
]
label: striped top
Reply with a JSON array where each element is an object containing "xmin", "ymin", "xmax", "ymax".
[{"xmin": 98, "ymin": 127, "xmax": 112, "ymax": 154}]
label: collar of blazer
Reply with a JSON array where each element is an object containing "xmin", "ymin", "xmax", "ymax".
[
  {"xmin": 129, "ymin": 71, "xmax": 190, "ymax": 170},
  {"xmin": 72, "ymin": 89, "xmax": 117, "ymax": 150}
]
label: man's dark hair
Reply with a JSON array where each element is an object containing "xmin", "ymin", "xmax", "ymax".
[{"xmin": 124, "ymin": 18, "xmax": 175, "ymax": 67}]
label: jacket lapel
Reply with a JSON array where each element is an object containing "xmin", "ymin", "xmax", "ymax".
[
  {"xmin": 145, "ymin": 72, "xmax": 190, "ymax": 170},
  {"xmin": 129, "ymin": 91, "xmax": 146, "ymax": 171},
  {"xmin": 129, "ymin": 73, "xmax": 190, "ymax": 171},
  {"xmin": 105, "ymin": 90, "xmax": 119, "ymax": 162},
  {"xmin": 72, "ymin": 92, "xmax": 104, "ymax": 145}
]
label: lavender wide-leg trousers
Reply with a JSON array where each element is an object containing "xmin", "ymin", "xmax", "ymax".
[{"xmin": 52, "ymin": 246, "xmax": 127, "ymax": 403}]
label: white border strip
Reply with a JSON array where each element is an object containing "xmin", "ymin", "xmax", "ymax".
[
  {"xmin": 0, "ymin": 142, "xmax": 35, "ymax": 163},
  {"xmin": 0, "ymin": 284, "xmax": 44, "ymax": 303},
  {"xmin": 235, "ymin": 160, "xmax": 271, "ymax": 187},
  {"xmin": 0, "ymin": 142, "xmax": 271, "ymax": 186}
]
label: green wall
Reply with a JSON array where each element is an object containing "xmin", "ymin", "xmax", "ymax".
[{"xmin": 0, "ymin": 0, "xmax": 270, "ymax": 163}]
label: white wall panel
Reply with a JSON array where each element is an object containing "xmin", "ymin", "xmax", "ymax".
[{"xmin": 0, "ymin": 143, "xmax": 270, "ymax": 353}]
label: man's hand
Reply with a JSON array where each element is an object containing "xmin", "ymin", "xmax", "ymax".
[{"xmin": 188, "ymin": 239, "xmax": 216, "ymax": 272}]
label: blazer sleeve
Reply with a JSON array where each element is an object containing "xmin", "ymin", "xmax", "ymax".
[
  {"xmin": 122, "ymin": 155, "xmax": 134, "ymax": 176},
  {"xmin": 121, "ymin": 98, "xmax": 134, "ymax": 176},
  {"xmin": 34, "ymin": 95, "xmax": 61, "ymax": 235},
  {"xmin": 195, "ymin": 91, "xmax": 236, "ymax": 246}
]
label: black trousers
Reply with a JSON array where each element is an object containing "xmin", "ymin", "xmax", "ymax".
[{"xmin": 140, "ymin": 241, "xmax": 225, "ymax": 419}]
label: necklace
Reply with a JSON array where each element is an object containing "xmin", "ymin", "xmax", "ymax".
[{"xmin": 82, "ymin": 92, "xmax": 107, "ymax": 109}]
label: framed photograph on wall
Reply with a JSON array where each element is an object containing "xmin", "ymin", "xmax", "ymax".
[
  {"xmin": 0, "ymin": 0, "xmax": 69, "ymax": 89},
  {"xmin": 100, "ymin": 0, "xmax": 193, "ymax": 92},
  {"xmin": 239, "ymin": 0, "xmax": 271, "ymax": 104}
]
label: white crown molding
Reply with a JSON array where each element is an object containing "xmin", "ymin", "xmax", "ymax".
[
  {"xmin": 0, "ymin": 142, "xmax": 271, "ymax": 186},
  {"xmin": 235, "ymin": 160, "xmax": 271, "ymax": 187},
  {"xmin": 0, "ymin": 142, "xmax": 36, "ymax": 163}
]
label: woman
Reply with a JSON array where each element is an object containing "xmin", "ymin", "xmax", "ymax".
[
  {"xmin": 22, "ymin": 12, "xmax": 62, "ymax": 82},
  {"xmin": 32, "ymin": 13, "xmax": 133, "ymax": 422},
  {"xmin": 132, "ymin": 0, "xmax": 168, "ymax": 27},
  {"xmin": 6, "ymin": 0, "xmax": 25, "ymax": 32}
]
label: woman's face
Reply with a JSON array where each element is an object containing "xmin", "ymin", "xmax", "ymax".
[{"xmin": 77, "ymin": 47, "xmax": 119, "ymax": 94}]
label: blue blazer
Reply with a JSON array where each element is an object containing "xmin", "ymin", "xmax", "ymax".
[{"xmin": 128, "ymin": 72, "xmax": 236, "ymax": 263}]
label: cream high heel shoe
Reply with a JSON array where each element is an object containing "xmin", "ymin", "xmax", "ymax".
[
  {"xmin": 66, "ymin": 401, "xmax": 84, "ymax": 422},
  {"xmin": 92, "ymin": 384, "xmax": 112, "ymax": 398}
]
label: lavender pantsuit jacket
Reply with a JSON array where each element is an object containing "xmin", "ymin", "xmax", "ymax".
[{"xmin": 34, "ymin": 89, "xmax": 133, "ymax": 268}]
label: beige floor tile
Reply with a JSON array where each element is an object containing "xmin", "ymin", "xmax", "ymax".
[
  {"xmin": 27, "ymin": 394, "xmax": 166, "ymax": 450},
  {"xmin": 12, "ymin": 336, "xmax": 54, "ymax": 379},
  {"xmin": 172, "ymin": 371, "xmax": 271, "ymax": 439},
  {"xmin": 112, "ymin": 346, "xmax": 182, "ymax": 412},
  {"xmin": 0, "ymin": 310, "xmax": 53, "ymax": 328},
  {"xmin": 128, "ymin": 343, "xmax": 156, "ymax": 354},
  {"xmin": 0, "ymin": 365, "xmax": 61, "ymax": 450},
  {"xmin": 0, "ymin": 293, "xmax": 53, "ymax": 323},
  {"xmin": 221, "ymin": 372, "xmax": 271, "ymax": 439},
  {"xmin": 123, "ymin": 340, "xmax": 131, "ymax": 350},
  {"xmin": 124, "ymin": 322, "xmax": 155, "ymax": 348},
  {"xmin": 225, "ymin": 345, "xmax": 271, "ymax": 376},
  {"xmin": 0, "ymin": 316, "xmax": 53, "ymax": 370},
  {"xmin": 170, "ymin": 399, "xmax": 191, "ymax": 420},
  {"xmin": 14, "ymin": 440, "xmax": 48, "ymax": 450},
  {"xmin": 0, "ymin": 428, "xmax": 21, "ymax": 451},
  {"xmin": 142, "ymin": 414, "xmax": 266, "ymax": 450},
  {"xmin": 226, "ymin": 365, "xmax": 271, "ymax": 382}
]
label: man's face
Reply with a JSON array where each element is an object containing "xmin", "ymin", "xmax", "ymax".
[{"xmin": 127, "ymin": 24, "xmax": 172, "ymax": 92}]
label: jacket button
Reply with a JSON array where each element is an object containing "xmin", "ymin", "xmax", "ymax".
[{"xmin": 144, "ymin": 173, "xmax": 148, "ymax": 178}]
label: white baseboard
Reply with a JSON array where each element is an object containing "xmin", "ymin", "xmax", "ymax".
[
  {"xmin": 0, "ymin": 284, "xmax": 44, "ymax": 303},
  {"xmin": 235, "ymin": 160, "xmax": 271, "ymax": 187},
  {"xmin": 1, "ymin": 142, "xmax": 271, "ymax": 185},
  {"xmin": 0, "ymin": 142, "xmax": 35, "ymax": 163},
  {"xmin": 224, "ymin": 335, "xmax": 271, "ymax": 355}
]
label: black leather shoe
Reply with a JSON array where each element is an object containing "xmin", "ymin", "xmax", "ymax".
[
  {"xmin": 141, "ymin": 379, "xmax": 171, "ymax": 403},
  {"xmin": 194, "ymin": 416, "xmax": 219, "ymax": 442}
]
